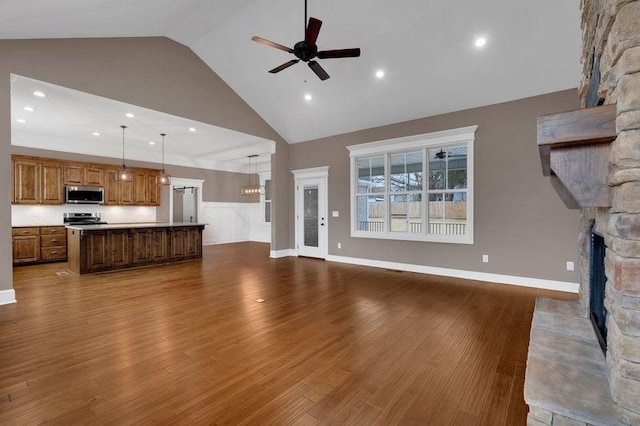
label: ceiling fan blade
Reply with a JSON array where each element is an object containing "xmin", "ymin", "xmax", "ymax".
[
  {"xmin": 269, "ymin": 59, "xmax": 300, "ymax": 74},
  {"xmin": 317, "ymin": 48, "xmax": 361, "ymax": 59},
  {"xmin": 305, "ymin": 17, "xmax": 322, "ymax": 46},
  {"xmin": 251, "ymin": 36, "xmax": 293, "ymax": 53},
  {"xmin": 308, "ymin": 60, "xmax": 330, "ymax": 81}
]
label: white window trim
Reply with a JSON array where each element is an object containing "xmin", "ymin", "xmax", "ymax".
[{"xmin": 347, "ymin": 125, "xmax": 477, "ymax": 245}]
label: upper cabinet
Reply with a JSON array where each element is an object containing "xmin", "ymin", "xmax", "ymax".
[
  {"xmin": 12, "ymin": 155, "xmax": 162, "ymax": 207},
  {"xmin": 64, "ymin": 163, "xmax": 105, "ymax": 187},
  {"xmin": 14, "ymin": 158, "xmax": 63, "ymax": 204}
]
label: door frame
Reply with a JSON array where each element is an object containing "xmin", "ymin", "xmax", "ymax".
[
  {"xmin": 292, "ymin": 166, "xmax": 329, "ymax": 259},
  {"xmin": 169, "ymin": 177, "xmax": 204, "ymax": 223}
]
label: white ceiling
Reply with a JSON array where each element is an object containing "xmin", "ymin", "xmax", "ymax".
[
  {"xmin": 11, "ymin": 75, "xmax": 274, "ymax": 173},
  {"xmin": 0, "ymin": 0, "xmax": 582, "ymax": 144}
]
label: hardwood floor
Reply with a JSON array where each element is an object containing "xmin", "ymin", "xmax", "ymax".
[{"xmin": 0, "ymin": 242, "xmax": 575, "ymax": 425}]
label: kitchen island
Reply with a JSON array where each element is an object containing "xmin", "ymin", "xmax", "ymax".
[{"xmin": 66, "ymin": 222, "xmax": 206, "ymax": 274}]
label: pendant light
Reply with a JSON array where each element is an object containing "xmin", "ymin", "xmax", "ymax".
[
  {"xmin": 240, "ymin": 154, "xmax": 263, "ymax": 195},
  {"xmin": 117, "ymin": 125, "xmax": 132, "ymax": 182},
  {"xmin": 157, "ymin": 133, "xmax": 171, "ymax": 185}
]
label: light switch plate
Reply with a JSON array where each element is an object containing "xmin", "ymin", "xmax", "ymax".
[
  {"xmin": 566, "ymin": 261, "xmax": 575, "ymax": 271},
  {"xmin": 332, "ymin": 211, "xmax": 339, "ymax": 217},
  {"xmin": 482, "ymin": 255, "xmax": 489, "ymax": 263}
]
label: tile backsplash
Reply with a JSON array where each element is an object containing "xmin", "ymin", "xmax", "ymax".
[{"xmin": 12, "ymin": 204, "xmax": 157, "ymax": 226}]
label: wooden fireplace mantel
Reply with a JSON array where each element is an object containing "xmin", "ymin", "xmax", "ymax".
[{"xmin": 537, "ymin": 104, "xmax": 617, "ymax": 209}]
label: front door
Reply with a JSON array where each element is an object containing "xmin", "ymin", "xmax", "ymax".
[{"xmin": 295, "ymin": 177, "xmax": 327, "ymax": 259}]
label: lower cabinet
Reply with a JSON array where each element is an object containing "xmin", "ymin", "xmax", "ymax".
[
  {"xmin": 170, "ymin": 227, "xmax": 202, "ymax": 260},
  {"xmin": 12, "ymin": 235, "xmax": 40, "ymax": 264},
  {"xmin": 12, "ymin": 226, "xmax": 66, "ymax": 265},
  {"xmin": 69, "ymin": 225, "xmax": 204, "ymax": 274},
  {"xmin": 132, "ymin": 229, "xmax": 168, "ymax": 265},
  {"xmin": 85, "ymin": 230, "xmax": 131, "ymax": 272}
]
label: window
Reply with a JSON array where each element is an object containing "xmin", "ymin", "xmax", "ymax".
[{"xmin": 347, "ymin": 126, "xmax": 476, "ymax": 244}]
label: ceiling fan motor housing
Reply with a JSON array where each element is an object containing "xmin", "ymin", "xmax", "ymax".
[{"xmin": 293, "ymin": 41, "xmax": 318, "ymax": 62}]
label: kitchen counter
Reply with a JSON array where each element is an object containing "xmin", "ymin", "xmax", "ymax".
[
  {"xmin": 65, "ymin": 222, "xmax": 207, "ymax": 231},
  {"xmin": 67, "ymin": 223, "xmax": 206, "ymax": 274}
]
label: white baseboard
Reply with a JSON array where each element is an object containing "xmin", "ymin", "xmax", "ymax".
[
  {"xmin": 0, "ymin": 289, "xmax": 16, "ymax": 305},
  {"xmin": 270, "ymin": 249, "xmax": 296, "ymax": 259},
  {"xmin": 204, "ymin": 238, "xmax": 249, "ymax": 246},
  {"xmin": 326, "ymin": 255, "xmax": 579, "ymax": 293}
]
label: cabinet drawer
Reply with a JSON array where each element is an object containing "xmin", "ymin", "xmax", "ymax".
[
  {"xmin": 41, "ymin": 235, "xmax": 66, "ymax": 248},
  {"xmin": 41, "ymin": 247, "xmax": 66, "ymax": 261},
  {"xmin": 40, "ymin": 226, "xmax": 66, "ymax": 235},
  {"xmin": 12, "ymin": 227, "xmax": 39, "ymax": 236}
]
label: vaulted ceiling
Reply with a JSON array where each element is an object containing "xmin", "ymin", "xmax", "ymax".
[{"xmin": 0, "ymin": 0, "xmax": 581, "ymax": 143}]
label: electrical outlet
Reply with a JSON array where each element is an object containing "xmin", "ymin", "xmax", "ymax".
[
  {"xmin": 332, "ymin": 211, "xmax": 339, "ymax": 217},
  {"xmin": 566, "ymin": 261, "xmax": 575, "ymax": 271},
  {"xmin": 482, "ymin": 255, "xmax": 489, "ymax": 263},
  {"xmin": 337, "ymin": 242, "xmax": 342, "ymax": 249}
]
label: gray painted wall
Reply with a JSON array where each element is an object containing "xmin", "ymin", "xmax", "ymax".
[
  {"xmin": 289, "ymin": 90, "xmax": 580, "ymax": 283},
  {"xmin": 0, "ymin": 37, "xmax": 291, "ymax": 293}
]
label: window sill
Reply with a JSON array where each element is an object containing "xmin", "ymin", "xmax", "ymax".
[{"xmin": 351, "ymin": 230, "xmax": 473, "ymax": 245}]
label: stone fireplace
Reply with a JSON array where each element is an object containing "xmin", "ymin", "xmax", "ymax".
[{"xmin": 525, "ymin": 1, "xmax": 640, "ymax": 425}]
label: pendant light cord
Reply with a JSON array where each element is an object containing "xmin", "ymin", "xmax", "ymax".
[
  {"xmin": 161, "ymin": 133, "xmax": 166, "ymax": 172},
  {"xmin": 121, "ymin": 125, "xmax": 127, "ymax": 168}
]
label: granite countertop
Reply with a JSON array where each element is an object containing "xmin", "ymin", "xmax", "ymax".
[{"xmin": 65, "ymin": 222, "xmax": 207, "ymax": 231}]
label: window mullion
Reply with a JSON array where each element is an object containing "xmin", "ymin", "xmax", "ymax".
[{"xmin": 423, "ymin": 148, "xmax": 428, "ymax": 236}]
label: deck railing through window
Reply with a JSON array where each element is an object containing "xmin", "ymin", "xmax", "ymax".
[{"xmin": 358, "ymin": 221, "xmax": 466, "ymax": 235}]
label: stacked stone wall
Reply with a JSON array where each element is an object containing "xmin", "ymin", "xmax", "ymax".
[{"xmin": 580, "ymin": 0, "xmax": 640, "ymax": 422}]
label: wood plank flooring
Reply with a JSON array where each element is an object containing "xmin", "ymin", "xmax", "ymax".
[{"xmin": 0, "ymin": 242, "xmax": 576, "ymax": 425}]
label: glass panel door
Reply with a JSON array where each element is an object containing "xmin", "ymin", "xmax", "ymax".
[{"xmin": 304, "ymin": 186, "xmax": 319, "ymax": 247}]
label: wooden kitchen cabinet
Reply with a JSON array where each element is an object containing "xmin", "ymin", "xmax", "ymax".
[
  {"xmin": 132, "ymin": 228, "xmax": 168, "ymax": 264},
  {"xmin": 40, "ymin": 226, "xmax": 67, "ymax": 262},
  {"xmin": 170, "ymin": 227, "xmax": 202, "ymax": 260},
  {"xmin": 13, "ymin": 155, "xmax": 162, "ymax": 207},
  {"xmin": 119, "ymin": 180, "xmax": 134, "ymax": 205},
  {"xmin": 14, "ymin": 158, "xmax": 63, "ymax": 205},
  {"xmin": 148, "ymin": 174, "xmax": 160, "ymax": 206},
  {"xmin": 104, "ymin": 169, "xmax": 119, "ymax": 205},
  {"xmin": 65, "ymin": 163, "xmax": 104, "ymax": 187},
  {"xmin": 133, "ymin": 171, "xmax": 148, "ymax": 205},
  {"xmin": 12, "ymin": 226, "xmax": 66, "ymax": 265},
  {"xmin": 68, "ymin": 224, "xmax": 204, "ymax": 274},
  {"xmin": 85, "ymin": 230, "xmax": 132, "ymax": 272},
  {"xmin": 84, "ymin": 167, "xmax": 105, "ymax": 186},
  {"xmin": 14, "ymin": 159, "xmax": 39, "ymax": 204},
  {"xmin": 40, "ymin": 163, "xmax": 64, "ymax": 204},
  {"xmin": 12, "ymin": 231, "xmax": 40, "ymax": 264},
  {"xmin": 63, "ymin": 164, "xmax": 84, "ymax": 185}
]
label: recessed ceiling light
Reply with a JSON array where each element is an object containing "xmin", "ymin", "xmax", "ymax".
[
  {"xmin": 23, "ymin": 106, "xmax": 35, "ymax": 112},
  {"xmin": 188, "ymin": 127, "xmax": 196, "ymax": 132},
  {"xmin": 33, "ymin": 91, "xmax": 46, "ymax": 98},
  {"xmin": 16, "ymin": 119, "xmax": 27, "ymax": 124},
  {"xmin": 92, "ymin": 132, "xmax": 100, "ymax": 137},
  {"xmin": 149, "ymin": 141, "xmax": 156, "ymax": 145},
  {"xmin": 475, "ymin": 37, "xmax": 487, "ymax": 48},
  {"xmin": 375, "ymin": 70, "xmax": 385, "ymax": 79},
  {"xmin": 126, "ymin": 113, "xmax": 135, "ymax": 118},
  {"xmin": 304, "ymin": 93, "xmax": 313, "ymax": 102}
]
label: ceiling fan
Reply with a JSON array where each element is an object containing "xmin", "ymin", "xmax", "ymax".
[{"xmin": 251, "ymin": 0, "xmax": 361, "ymax": 81}]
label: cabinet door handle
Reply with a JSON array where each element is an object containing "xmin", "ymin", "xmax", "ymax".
[
  {"xmin": 51, "ymin": 239, "xmax": 57, "ymax": 243},
  {"xmin": 51, "ymin": 230, "xmax": 57, "ymax": 233},
  {"xmin": 51, "ymin": 251, "xmax": 58, "ymax": 255},
  {"xmin": 22, "ymin": 231, "xmax": 29, "ymax": 234}
]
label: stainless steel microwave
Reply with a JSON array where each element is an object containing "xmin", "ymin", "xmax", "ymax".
[{"xmin": 65, "ymin": 186, "xmax": 104, "ymax": 204}]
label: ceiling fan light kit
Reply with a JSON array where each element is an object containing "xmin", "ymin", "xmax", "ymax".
[{"xmin": 252, "ymin": 0, "xmax": 361, "ymax": 81}]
